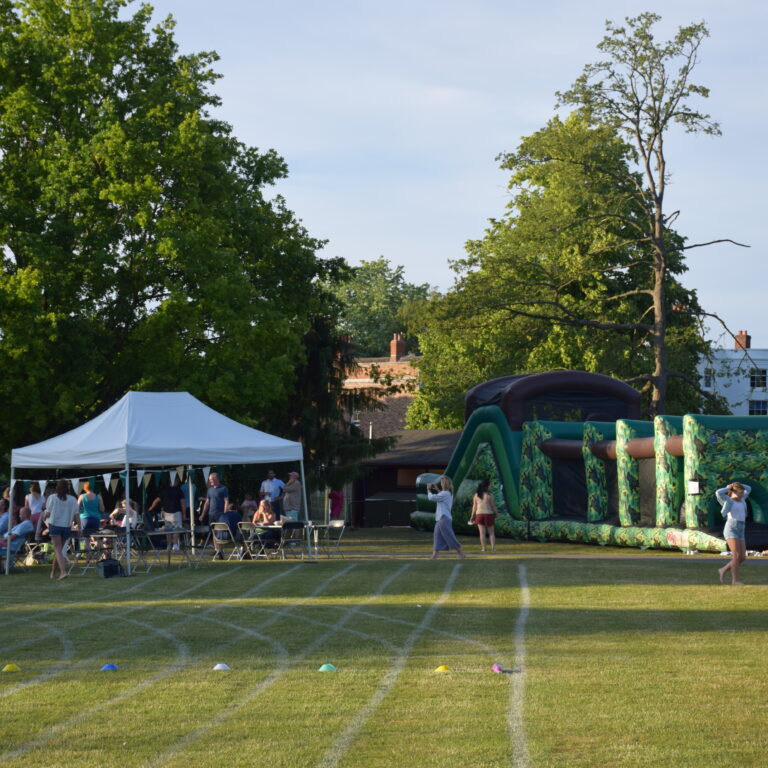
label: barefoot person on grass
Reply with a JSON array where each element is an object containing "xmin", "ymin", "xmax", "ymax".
[
  {"xmin": 716, "ymin": 481, "xmax": 751, "ymax": 585},
  {"xmin": 427, "ymin": 476, "xmax": 465, "ymax": 561},
  {"xmin": 41, "ymin": 479, "xmax": 79, "ymax": 580},
  {"xmin": 470, "ymin": 479, "xmax": 497, "ymax": 553}
]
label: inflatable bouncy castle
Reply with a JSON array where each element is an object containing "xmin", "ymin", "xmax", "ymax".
[{"xmin": 413, "ymin": 371, "xmax": 768, "ymax": 551}]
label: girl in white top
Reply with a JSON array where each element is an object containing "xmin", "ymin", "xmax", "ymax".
[
  {"xmin": 42, "ymin": 479, "xmax": 79, "ymax": 580},
  {"xmin": 716, "ymin": 481, "xmax": 751, "ymax": 585},
  {"xmin": 25, "ymin": 481, "xmax": 45, "ymax": 533},
  {"xmin": 426, "ymin": 475, "xmax": 465, "ymax": 561}
]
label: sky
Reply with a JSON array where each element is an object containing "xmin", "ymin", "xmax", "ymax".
[{"xmin": 140, "ymin": 0, "xmax": 766, "ymax": 347}]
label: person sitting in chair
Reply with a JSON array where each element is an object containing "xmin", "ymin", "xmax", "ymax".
[
  {"xmin": 0, "ymin": 508, "xmax": 35, "ymax": 568},
  {"xmin": 251, "ymin": 499, "xmax": 280, "ymax": 549},
  {"xmin": 212, "ymin": 502, "xmax": 241, "ymax": 560}
]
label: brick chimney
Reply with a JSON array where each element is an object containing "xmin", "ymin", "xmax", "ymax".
[
  {"xmin": 389, "ymin": 333, "xmax": 406, "ymax": 361},
  {"xmin": 735, "ymin": 330, "xmax": 751, "ymax": 350}
]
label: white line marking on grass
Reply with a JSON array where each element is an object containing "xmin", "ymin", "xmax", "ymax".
[
  {"xmin": 0, "ymin": 567, "xmax": 240, "ymax": 698},
  {"xmin": 349, "ymin": 606, "xmax": 499, "ymax": 656},
  {"xmin": 509, "ymin": 564, "xmax": 530, "ymax": 768},
  {"xmin": 144, "ymin": 563, "xmax": 411, "ymax": 768},
  {"xmin": 0, "ymin": 565, "xmax": 236, "ymax": 638},
  {"xmin": 0, "ymin": 566, "xmax": 303, "ymax": 762},
  {"xmin": 1, "ymin": 615, "xmax": 191, "ymax": 763},
  {"xmin": 318, "ymin": 563, "xmax": 462, "ymax": 768}
]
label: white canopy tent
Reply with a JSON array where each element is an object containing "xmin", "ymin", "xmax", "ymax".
[{"xmin": 9, "ymin": 391, "xmax": 309, "ymax": 574}]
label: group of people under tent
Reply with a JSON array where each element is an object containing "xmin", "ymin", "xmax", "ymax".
[{"xmin": 0, "ymin": 467, "xmax": 347, "ymax": 572}]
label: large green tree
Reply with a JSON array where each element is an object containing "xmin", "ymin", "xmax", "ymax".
[
  {"xmin": 0, "ymin": 0, "xmax": 340, "ymax": 458},
  {"xmin": 408, "ymin": 14, "xmax": 740, "ymax": 428},
  {"xmin": 406, "ymin": 114, "xmax": 709, "ymax": 428},
  {"xmin": 333, "ymin": 256, "xmax": 433, "ymax": 357},
  {"xmin": 555, "ymin": 13, "xmax": 745, "ymax": 415}
]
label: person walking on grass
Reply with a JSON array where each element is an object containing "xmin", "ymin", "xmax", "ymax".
[
  {"xmin": 427, "ymin": 475, "xmax": 465, "ymax": 561},
  {"xmin": 717, "ymin": 481, "xmax": 751, "ymax": 585},
  {"xmin": 470, "ymin": 479, "xmax": 497, "ymax": 553},
  {"xmin": 41, "ymin": 479, "xmax": 79, "ymax": 580}
]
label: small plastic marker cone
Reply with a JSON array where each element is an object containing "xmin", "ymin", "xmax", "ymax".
[
  {"xmin": 100, "ymin": 664, "xmax": 118, "ymax": 672},
  {"xmin": 491, "ymin": 664, "xmax": 503, "ymax": 674},
  {"xmin": 2, "ymin": 663, "xmax": 20, "ymax": 672},
  {"xmin": 434, "ymin": 665, "xmax": 450, "ymax": 673},
  {"xmin": 318, "ymin": 663, "xmax": 337, "ymax": 672},
  {"xmin": 213, "ymin": 663, "xmax": 231, "ymax": 671}
]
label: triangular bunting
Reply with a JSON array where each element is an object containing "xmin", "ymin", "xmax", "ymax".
[
  {"xmin": 136, "ymin": 470, "xmax": 145, "ymax": 487},
  {"xmin": 103, "ymin": 473, "xmax": 113, "ymax": 490},
  {"xmin": 110, "ymin": 477, "xmax": 120, "ymax": 494},
  {"xmin": 143, "ymin": 473, "xmax": 152, "ymax": 488},
  {"xmin": 203, "ymin": 467, "xmax": 211, "ymax": 483},
  {"xmin": 71, "ymin": 478, "xmax": 81, "ymax": 495},
  {"xmin": 169, "ymin": 470, "xmax": 177, "ymax": 485},
  {"xmin": 176, "ymin": 466, "xmax": 186, "ymax": 482}
]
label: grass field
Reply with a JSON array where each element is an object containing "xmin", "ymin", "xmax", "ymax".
[{"xmin": 2, "ymin": 529, "xmax": 768, "ymax": 767}]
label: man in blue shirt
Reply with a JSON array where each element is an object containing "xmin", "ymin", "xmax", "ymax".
[
  {"xmin": 0, "ymin": 508, "xmax": 34, "ymax": 565},
  {"xmin": 259, "ymin": 469, "xmax": 285, "ymax": 518},
  {"xmin": 201, "ymin": 472, "xmax": 228, "ymax": 527}
]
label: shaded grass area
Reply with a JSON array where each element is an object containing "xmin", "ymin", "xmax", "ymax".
[
  {"xmin": 343, "ymin": 526, "xmax": 728, "ymax": 557},
  {"xmin": 1, "ymin": 530, "xmax": 767, "ymax": 767}
]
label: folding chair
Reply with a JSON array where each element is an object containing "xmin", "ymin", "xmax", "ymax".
[
  {"xmin": 210, "ymin": 522, "xmax": 239, "ymax": 561},
  {"xmin": 277, "ymin": 521, "xmax": 307, "ymax": 560},
  {"xmin": 177, "ymin": 529, "xmax": 201, "ymax": 569},
  {"xmin": 237, "ymin": 522, "xmax": 259, "ymax": 560},
  {"xmin": 324, "ymin": 520, "xmax": 346, "ymax": 558},
  {"xmin": 131, "ymin": 530, "xmax": 163, "ymax": 573},
  {"xmin": 0, "ymin": 533, "xmax": 33, "ymax": 573}
]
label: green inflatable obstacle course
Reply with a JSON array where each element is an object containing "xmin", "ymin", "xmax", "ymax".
[{"xmin": 413, "ymin": 371, "xmax": 768, "ymax": 551}]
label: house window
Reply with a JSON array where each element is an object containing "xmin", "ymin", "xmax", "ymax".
[
  {"xmin": 748, "ymin": 400, "xmax": 768, "ymax": 415},
  {"xmin": 749, "ymin": 369, "xmax": 767, "ymax": 388},
  {"xmin": 703, "ymin": 368, "xmax": 714, "ymax": 388}
]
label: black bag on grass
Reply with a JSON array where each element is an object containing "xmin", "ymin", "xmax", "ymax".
[{"xmin": 98, "ymin": 558, "xmax": 125, "ymax": 578}]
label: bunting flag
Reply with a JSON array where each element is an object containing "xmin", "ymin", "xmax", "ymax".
[
  {"xmin": 169, "ymin": 470, "xmax": 177, "ymax": 485},
  {"xmin": 71, "ymin": 478, "xmax": 82, "ymax": 495},
  {"xmin": 136, "ymin": 470, "xmax": 144, "ymax": 487},
  {"xmin": 176, "ymin": 466, "xmax": 186, "ymax": 482},
  {"xmin": 152, "ymin": 471, "xmax": 162, "ymax": 486},
  {"xmin": 23, "ymin": 481, "xmax": 31, "ymax": 494},
  {"xmin": 203, "ymin": 466, "xmax": 211, "ymax": 483},
  {"xmin": 143, "ymin": 473, "xmax": 152, "ymax": 488},
  {"xmin": 103, "ymin": 473, "xmax": 113, "ymax": 490},
  {"xmin": 110, "ymin": 477, "xmax": 120, "ymax": 494}
]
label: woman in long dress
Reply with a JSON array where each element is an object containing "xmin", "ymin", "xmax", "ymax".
[{"xmin": 427, "ymin": 476, "xmax": 465, "ymax": 560}]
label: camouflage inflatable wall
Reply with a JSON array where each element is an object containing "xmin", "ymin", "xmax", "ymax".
[{"xmin": 412, "ymin": 399, "xmax": 768, "ymax": 552}]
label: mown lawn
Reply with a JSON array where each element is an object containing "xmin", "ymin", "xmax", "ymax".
[{"xmin": 1, "ymin": 531, "xmax": 766, "ymax": 767}]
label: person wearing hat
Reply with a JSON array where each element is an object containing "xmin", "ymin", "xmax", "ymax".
[{"xmin": 282, "ymin": 472, "xmax": 302, "ymax": 521}]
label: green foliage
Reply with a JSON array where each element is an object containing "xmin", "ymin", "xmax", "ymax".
[
  {"xmin": 265, "ymin": 315, "xmax": 394, "ymax": 490},
  {"xmin": 0, "ymin": 0, "xmax": 342, "ymax": 458},
  {"xmin": 407, "ymin": 115, "xmax": 708, "ymax": 427},
  {"xmin": 333, "ymin": 256, "xmax": 434, "ymax": 357}
]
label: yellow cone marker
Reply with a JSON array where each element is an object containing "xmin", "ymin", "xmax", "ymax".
[
  {"xmin": 2, "ymin": 663, "xmax": 20, "ymax": 672},
  {"xmin": 434, "ymin": 664, "xmax": 450, "ymax": 673}
]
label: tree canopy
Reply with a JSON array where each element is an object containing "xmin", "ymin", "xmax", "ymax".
[
  {"xmin": 0, "ymin": 0, "xmax": 346, "ymax": 468},
  {"xmin": 408, "ymin": 13, "xmax": 738, "ymax": 428},
  {"xmin": 333, "ymin": 256, "xmax": 433, "ymax": 357},
  {"xmin": 406, "ymin": 113, "xmax": 712, "ymax": 428}
]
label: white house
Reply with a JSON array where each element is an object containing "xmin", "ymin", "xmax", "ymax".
[{"xmin": 699, "ymin": 330, "xmax": 768, "ymax": 415}]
